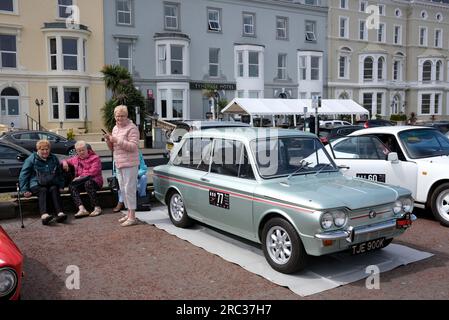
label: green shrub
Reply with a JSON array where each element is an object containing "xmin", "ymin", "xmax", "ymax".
[
  {"xmin": 67, "ymin": 128, "xmax": 75, "ymax": 141},
  {"xmin": 390, "ymin": 114, "xmax": 407, "ymax": 122}
]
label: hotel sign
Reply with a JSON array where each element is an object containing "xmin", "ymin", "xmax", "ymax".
[{"xmin": 190, "ymin": 82, "xmax": 236, "ymax": 91}]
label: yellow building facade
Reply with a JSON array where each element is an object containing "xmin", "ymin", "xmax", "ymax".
[{"xmin": 0, "ymin": 0, "xmax": 105, "ymax": 133}]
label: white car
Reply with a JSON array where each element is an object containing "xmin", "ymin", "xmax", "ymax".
[
  {"xmin": 319, "ymin": 120, "xmax": 352, "ymax": 128},
  {"xmin": 326, "ymin": 126, "xmax": 449, "ymax": 227}
]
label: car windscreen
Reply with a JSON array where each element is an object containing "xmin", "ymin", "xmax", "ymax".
[
  {"xmin": 250, "ymin": 136, "xmax": 338, "ymax": 179},
  {"xmin": 399, "ymin": 129, "xmax": 449, "ymax": 158}
]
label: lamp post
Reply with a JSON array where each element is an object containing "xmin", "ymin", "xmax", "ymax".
[{"xmin": 34, "ymin": 99, "xmax": 43, "ymax": 131}]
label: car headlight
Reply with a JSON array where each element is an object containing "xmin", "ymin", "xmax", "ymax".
[
  {"xmin": 402, "ymin": 198, "xmax": 414, "ymax": 213},
  {"xmin": 333, "ymin": 211, "xmax": 348, "ymax": 227},
  {"xmin": 321, "ymin": 212, "xmax": 334, "ymax": 229},
  {"xmin": 0, "ymin": 268, "xmax": 17, "ymax": 298},
  {"xmin": 393, "ymin": 200, "xmax": 403, "ymax": 214}
]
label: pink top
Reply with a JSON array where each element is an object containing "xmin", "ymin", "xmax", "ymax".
[
  {"xmin": 63, "ymin": 149, "xmax": 103, "ymax": 188},
  {"xmin": 110, "ymin": 119, "xmax": 140, "ymax": 169}
]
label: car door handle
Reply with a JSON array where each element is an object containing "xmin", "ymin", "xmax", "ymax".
[
  {"xmin": 338, "ymin": 165, "xmax": 350, "ymax": 170},
  {"xmin": 200, "ymin": 177, "xmax": 210, "ymax": 182}
]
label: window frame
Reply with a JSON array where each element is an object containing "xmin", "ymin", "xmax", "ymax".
[
  {"xmin": 164, "ymin": 2, "xmax": 180, "ymax": 31},
  {"xmin": 0, "ymin": 34, "xmax": 17, "ymax": 69},
  {"xmin": 209, "ymin": 48, "xmax": 220, "ymax": 77},
  {"xmin": 207, "ymin": 8, "xmax": 221, "ymax": 32},
  {"xmin": 242, "ymin": 12, "xmax": 255, "ymax": 37},
  {"xmin": 277, "ymin": 53, "xmax": 287, "ymax": 80},
  {"xmin": 419, "ymin": 27, "xmax": 428, "ymax": 46},
  {"xmin": 116, "ymin": 0, "xmax": 133, "ymax": 26},
  {"xmin": 276, "ymin": 16, "xmax": 288, "ymax": 40},
  {"xmin": 394, "ymin": 25, "xmax": 402, "ymax": 45},
  {"xmin": 305, "ymin": 20, "xmax": 317, "ymax": 42},
  {"xmin": 339, "ymin": 16, "xmax": 348, "ymax": 39},
  {"xmin": 61, "ymin": 37, "xmax": 78, "ymax": 71},
  {"xmin": 57, "ymin": 0, "xmax": 73, "ymax": 19},
  {"xmin": 118, "ymin": 40, "xmax": 132, "ymax": 72}
]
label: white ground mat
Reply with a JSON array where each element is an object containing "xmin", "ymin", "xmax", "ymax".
[{"xmin": 136, "ymin": 207, "xmax": 433, "ymax": 297}]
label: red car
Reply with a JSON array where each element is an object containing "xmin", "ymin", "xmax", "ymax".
[{"xmin": 0, "ymin": 226, "xmax": 23, "ymax": 300}]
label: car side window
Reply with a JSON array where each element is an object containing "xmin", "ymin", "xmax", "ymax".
[
  {"xmin": 332, "ymin": 136, "xmax": 389, "ymax": 160},
  {"xmin": 211, "ymin": 139, "xmax": 255, "ymax": 179},
  {"xmin": 0, "ymin": 145, "xmax": 19, "ymax": 160},
  {"xmin": 38, "ymin": 133, "xmax": 57, "ymax": 141},
  {"xmin": 172, "ymin": 137, "xmax": 213, "ymax": 171},
  {"xmin": 13, "ymin": 133, "xmax": 39, "ymax": 140},
  {"xmin": 375, "ymin": 134, "xmax": 406, "ymax": 161}
]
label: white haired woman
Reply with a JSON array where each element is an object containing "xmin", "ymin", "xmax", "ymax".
[
  {"xmin": 103, "ymin": 105, "xmax": 140, "ymax": 227},
  {"xmin": 62, "ymin": 141, "xmax": 103, "ymax": 218}
]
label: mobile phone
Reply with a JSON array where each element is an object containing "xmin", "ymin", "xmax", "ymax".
[{"xmin": 101, "ymin": 129, "xmax": 107, "ymax": 134}]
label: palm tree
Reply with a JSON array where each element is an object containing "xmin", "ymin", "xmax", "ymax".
[{"xmin": 101, "ymin": 65, "xmax": 145, "ymax": 131}]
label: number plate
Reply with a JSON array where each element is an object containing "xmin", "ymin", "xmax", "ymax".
[
  {"xmin": 209, "ymin": 190, "xmax": 230, "ymax": 209},
  {"xmin": 351, "ymin": 237, "xmax": 386, "ymax": 255},
  {"xmin": 356, "ymin": 173, "xmax": 386, "ymax": 183}
]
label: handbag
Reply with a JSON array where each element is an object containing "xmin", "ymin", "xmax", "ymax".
[
  {"xmin": 107, "ymin": 176, "xmax": 119, "ymax": 191},
  {"xmin": 34, "ymin": 157, "xmax": 57, "ymax": 186}
]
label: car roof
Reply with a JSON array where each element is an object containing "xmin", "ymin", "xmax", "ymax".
[
  {"xmin": 0, "ymin": 140, "xmax": 32, "ymax": 154},
  {"xmin": 186, "ymin": 127, "xmax": 315, "ymax": 142},
  {"xmin": 1, "ymin": 129, "xmax": 61, "ymax": 136},
  {"xmin": 349, "ymin": 125, "xmax": 434, "ymax": 136}
]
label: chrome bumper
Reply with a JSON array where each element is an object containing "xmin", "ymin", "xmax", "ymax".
[{"xmin": 314, "ymin": 214, "xmax": 417, "ymax": 243}]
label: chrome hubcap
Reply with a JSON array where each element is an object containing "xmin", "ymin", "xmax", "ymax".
[
  {"xmin": 170, "ymin": 194, "xmax": 184, "ymax": 221},
  {"xmin": 436, "ymin": 190, "xmax": 449, "ymax": 222},
  {"xmin": 266, "ymin": 226, "xmax": 292, "ymax": 265}
]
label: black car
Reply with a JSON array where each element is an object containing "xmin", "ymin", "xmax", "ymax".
[
  {"xmin": 0, "ymin": 140, "xmax": 30, "ymax": 192},
  {"xmin": 319, "ymin": 125, "xmax": 364, "ymax": 145},
  {"xmin": 355, "ymin": 119, "xmax": 396, "ymax": 128},
  {"xmin": 418, "ymin": 121, "xmax": 449, "ymax": 134},
  {"xmin": 0, "ymin": 130, "xmax": 76, "ymax": 156}
]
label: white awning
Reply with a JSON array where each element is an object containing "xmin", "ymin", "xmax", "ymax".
[{"xmin": 222, "ymin": 98, "xmax": 369, "ymax": 116}]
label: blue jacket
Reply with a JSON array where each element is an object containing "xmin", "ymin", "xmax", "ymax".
[
  {"xmin": 19, "ymin": 152, "xmax": 65, "ymax": 192},
  {"xmin": 113, "ymin": 150, "xmax": 147, "ymax": 178}
]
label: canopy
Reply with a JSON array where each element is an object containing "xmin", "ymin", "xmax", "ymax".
[{"xmin": 222, "ymin": 98, "xmax": 369, "ymax": 116}]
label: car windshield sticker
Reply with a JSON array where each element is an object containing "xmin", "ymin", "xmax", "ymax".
[
  {"xmin": 356, "ymin": 173, "xmax": 386, "ymax": 183},
  {"xmin": 209, "ymin": 190, "xmax": 230, "ymax": 209}
]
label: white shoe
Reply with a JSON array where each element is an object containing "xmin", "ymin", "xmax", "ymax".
[
  {"xmin": 90, "ymin": 207, "xmax": 102, "ymax": 217},
  {"xmin": 121, "ymin": 219, "xmax": 138, "ymax": 227},
  {"xmin": 74, "ymin": 209, "xmax": 89, "ymax": 219},
  {"xmin": 118, "ymin": 215, "xmax": 128, "ymax": 223}
]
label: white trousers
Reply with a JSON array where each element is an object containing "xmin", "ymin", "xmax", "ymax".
[{"xmin": 116, "ymin": 166, "xmax": 138, "ymax": 210}]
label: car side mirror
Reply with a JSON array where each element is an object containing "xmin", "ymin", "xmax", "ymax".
[
  {"xmin": 388, "ymin": 152, "xmax": 399, "ymax": 163},
  {"xmin": 55, "ymin": 137, "xmax": 61, "ymax": 142},
  {"xmin": 17, "ymin": 153, "xmax": 27, "ymax": 161}
]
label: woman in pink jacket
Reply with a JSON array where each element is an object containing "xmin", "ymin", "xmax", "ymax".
[
  {"xmin": 62, "ymin": 141, "xmax": 104, "ymax": 218},
  {"xmin": 104, "ymin": 105, "xmax": 140, "ymax": 227}
]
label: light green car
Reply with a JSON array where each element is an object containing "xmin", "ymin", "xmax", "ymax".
[{"xmin": 153, "ymin": 128, "xmax": 416, "ymax": 274}]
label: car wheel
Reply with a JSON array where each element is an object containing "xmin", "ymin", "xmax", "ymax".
[
  {"xmin": 430, "ymin": 183, "xmax": 449, "ymax": 227},
  {"xmin": 168, "ymin": 191, "xmax": 192, "ymax": 228},
  {"xmin": 68, "ymin": 147, "xmax": 76, "ymax": 157},
  {"xmin": 262, "ymin": 217, "xmax": 307, "ymax": 274}
]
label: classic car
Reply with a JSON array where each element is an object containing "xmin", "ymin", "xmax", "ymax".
[
  {"xmin": 326, "ymin": 126, "xmax": 449, "ymax": 227},
  {"xmin": 153, "ymin": 128, "xmax": 415, "ymax": 274},
  {"xmin": 0, "ymin": 226, "xmax": 24, "ymax": 300}
]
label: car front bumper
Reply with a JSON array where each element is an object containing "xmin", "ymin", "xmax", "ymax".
[{"xmin": 314, "ymin": 214, "xmax": 417, "ymax": 243}]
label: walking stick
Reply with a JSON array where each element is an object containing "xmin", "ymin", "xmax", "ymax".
[{"xmin": 16, "ymin": 183, "xmax": 24, "ymax": 229}]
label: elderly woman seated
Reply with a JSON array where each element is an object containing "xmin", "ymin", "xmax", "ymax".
[
  {"xmin": 19, "ymin": 140, "xmax": 67, "ymax": 225},
  {"xmin": 62, "ymin": 141, "xmax": 103, "ymax": 218}
]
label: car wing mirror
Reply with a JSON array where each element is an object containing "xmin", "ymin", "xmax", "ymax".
[
  {"xmin": 387, "ymin": 152, "xmax": 399, "ymax": 163},
  {"xmin": 17, "ymin": 153, "xmax": 27, "ymax": 161}
]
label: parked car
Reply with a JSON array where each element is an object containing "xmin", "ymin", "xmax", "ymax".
[
  {"xmin": 319, "ymin": 125, "xmax": 364, "ymax": 145},
  {"xmin": 326, "ymin": 126, "xmax": 449, "ymax": 227},
  {"xmin": 0, "ymin": 130, "xmax": 76, "ymax": 156},
  {"xmin": 319, "ymin": 120, "xmax": 352, "ymax": 128},
  {"xmin": 418, "ymin": 121, "xmax": 449, "ymax": 134},
  {"xmin": 0, "ymin": 226, "xmax": 24, "ymax": 300},
  {"xmin": 355, "ymin": 119, "xmax": 396, "ymax": 128},
  {"xmin": 0, "ymin": 140, "xmax": 31, "ymax": 192},
  {"xmin": 154, "ymin": 128, "xmax": 415, "ymax": 274},
  {"xmin": 166, "ymin": 121, "xmax": 250, "ymax": 154}
]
